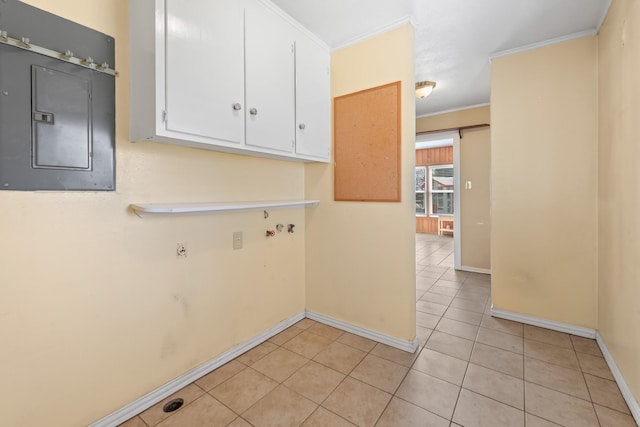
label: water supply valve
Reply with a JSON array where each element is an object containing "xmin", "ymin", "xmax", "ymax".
[
  {"xmin": 288, "ymin": 224, "xmax": 295, "ymax": 233},
  {"xmin": 266, "ymin": 229, "xmax": 275, "ymax": 237}
]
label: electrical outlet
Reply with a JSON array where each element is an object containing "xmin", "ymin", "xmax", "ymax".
[
  {"xmin": 233, "ymin": 232, "xmax": 243, "ymax": 250},
  {"xmin": 176, "ymin": 242, "xmax": 188, "ymax": 257}
]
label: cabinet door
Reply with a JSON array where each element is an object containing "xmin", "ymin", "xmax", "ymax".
[
  {"xmin": 245, "ymin": 2, "xmax": 295, "ymax": 153},
  {"xmin": 294, "ymin": 34, "xmax": 331, "ymax": 161},
  {"xmin": 164, "ymin": 0, "xmax": 245, "ymax": 144}
]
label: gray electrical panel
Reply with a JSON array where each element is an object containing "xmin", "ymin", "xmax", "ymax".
[{"xmin": 0, "ymin": 0, "xmax": 115, "ymax": 191}]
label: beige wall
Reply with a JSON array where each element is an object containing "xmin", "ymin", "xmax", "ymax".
[
  {"xmin": 598, "ymin": 0, "xmax": 640, "ymax": 405},
  {"xmin": 460, "ymin": 128, "xmax": 491, "ymax": 270},
  {"xmin": 305, "ymin": 25, "xmax": 416, "ymax": 340},
  {"xmin": 416, "ymin": 107, "xmax": 491, "ymax": 270},
  {"xmin": 491, "ymin": 37, "xmax": 598, "ymax": 328},
  {"xmin": 2, "ymin": 1, "xmax": 307, "ymax": 425}
]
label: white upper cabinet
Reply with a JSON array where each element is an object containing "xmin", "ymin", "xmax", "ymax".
[
  {"xmin": 164, "ymin": 0, "xmax": 245, "ymax": 144},
  {"xmin": 129, "ymin": 0, "xmax": 330, "ymax": 162},
  {"xmin": 245, "ymin": 2, "xmax": 296, "ymax": 153},
  {"xmin": 294, "ymin": 33, "xmax": 331, "ymax": 160}
]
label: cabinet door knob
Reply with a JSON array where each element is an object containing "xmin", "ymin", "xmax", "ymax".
[
  {"xmin": 249, "ymin": 108, "xmax": 258, "ymax": 116},
  {"xmin": 298, "ymin": 123, "xmax": 306, "ymax": 130},
  {"xmin": 232, "ymin": 103, "xmax": 242, "ymax": 111}
]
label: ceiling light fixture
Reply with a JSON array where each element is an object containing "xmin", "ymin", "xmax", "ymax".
[{"xmin": 415, "ymin": 81, "xmax": 436, "ymax": 98}]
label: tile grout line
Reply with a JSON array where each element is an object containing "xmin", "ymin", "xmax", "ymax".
[
  {"xmin": 434, "ymin": 270, "xmax": 531, "ymax": 421},
  {"xmin": 330, "ymin": 324, "xmax": 433, "ymax": 425},
  {"xmin": 436, "ymin": 334, "xmax": 528, "ymax": 413},
  {"xmin": 571, "ymin": 337, "xmax": 604, "ymax": 427},
  {"xmin": 419, "ymin": 242, "xmax": 549, "ymax": 424},
  {"xmin": 304, "ymin": 329, "xmax": 371, "ymax": 427},
  {"xmin": 239, "ymin": 322, "xmax": 344, "ymax": 426},
  {"xmin": 416, "ymin": 250, "xmax": 618, "ymax": 426},
  {"xmin": 473, "ymin": 317, "xmax": 625, "ymax": 415},
  {"xmin": 523, "ymin": 376, "xmax": 620, "ymax": 408},
  {"xmin": 447, "ymin": 291, "xmax": 481, "ymax": 424},
  {"xmin": 131, "ymin": 238, "xmax": 624, "ymax": 427},
  {"xmin": 291, "ymin": 324, "xmax": 385, "ymax": 426},
  {"xmin": 523, "ymin": 330, "xmax": 629, "ymax": 424},
  {"xmin": 382, "ymin": 326, "xmax": 447, "ymax": 423},
  {"xmin": 204, "ymin": 328, "xmax": 310, "ymax": 426}
]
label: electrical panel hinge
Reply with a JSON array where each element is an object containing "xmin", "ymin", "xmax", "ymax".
[{"xmin": 162, "ymin": 110, "xmax": 167, "ymax": 123}]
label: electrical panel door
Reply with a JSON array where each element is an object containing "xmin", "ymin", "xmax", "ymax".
[
  {"xmin": 31, "ymin": 65, "xmax": 92, "ymax": 170},
  {"xmin": 0, "ymin": 0, "xmax": 115, "ymax": 191}
]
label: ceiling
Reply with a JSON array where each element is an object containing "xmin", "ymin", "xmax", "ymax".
[{"xmin": 272, "ymin": 0, "xmax": 611, "ymax": 117}]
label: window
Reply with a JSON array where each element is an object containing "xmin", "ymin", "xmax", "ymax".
[
  {"xmin": 415, "ymin": 166, "xmax": 427, "ymax": 216},
  {"xmin": 429, "ymin": 165, "xmax": 454, "ymax": 215}
]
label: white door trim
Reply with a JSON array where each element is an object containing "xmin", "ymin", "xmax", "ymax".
[
  {"xmin": 453, "ymin": 131, "xmax": 461, "ymax": 270},
  {"xmin": 415, "ymin": 130, "xmax": 460, "ymax": 268}
]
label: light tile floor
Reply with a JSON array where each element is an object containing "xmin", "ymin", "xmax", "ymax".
[{"xmin": 119, "ymin": 234, "xmax": 636, "ymax": 427}]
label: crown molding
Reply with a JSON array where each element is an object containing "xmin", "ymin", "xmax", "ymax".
[
  {"xmin": 416, "ymin": 103, "xmax": 490, "ymax": 119},
  {"xmin": 332, "ymin": 15, "xmax": 415, "ymax": 52},
  {"xmin": 490, "ymin": 29, "xmax": 597, "ymax": 60}
]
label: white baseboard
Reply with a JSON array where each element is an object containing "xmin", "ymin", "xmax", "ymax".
[
  {"xmin": 490, "ymin": 308, "xmax": 640, "ymax": 424},
  {"xmin": 89, "ymin": 310, "xmax": 417, "ymax": 426},
  {"xmin": 490, "ymin": 307, "xmax": 596, "ymax": 339},
  {"xmin": 460, "ymin": 265, "xmax": 491, "ymax": 275},
  {"xmin": 305, "ymin": 310, "xmax": 419, "ymax": 353},
  {"xmin": 596, "ymin": 332, "xmax": 640, "ymax": 425},
  {"xmin": 89, "ymin": 311, "xmax": 306, "ymax": 427}
]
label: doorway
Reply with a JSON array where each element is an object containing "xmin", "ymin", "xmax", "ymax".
[{"xmin": 415, "ymin": 131, "xmax": 461, "ymax": 270}]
